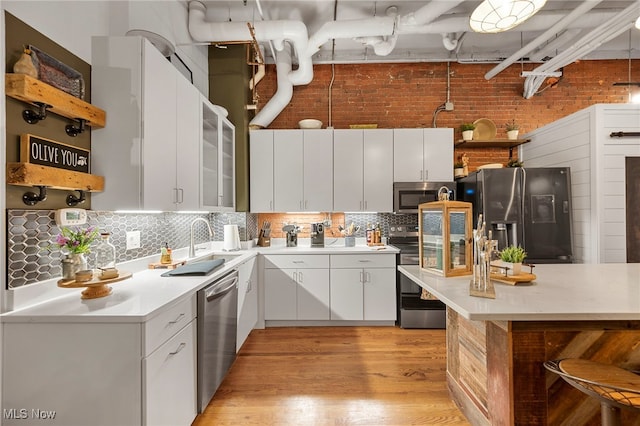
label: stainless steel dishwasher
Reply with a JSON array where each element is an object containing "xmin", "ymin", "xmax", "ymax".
[{"xmin": 197, "ymin": 269, "xmax": 238, "ymax": 412}]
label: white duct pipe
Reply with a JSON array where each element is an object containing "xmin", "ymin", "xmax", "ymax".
[
  {"xmin": 442, "ymin": 33, "xmax": 458, "ymax": 51},
  {"xmin": 250, "ymin": 46, "xmax": 293, "ymax": 128},
  {"xmin": 484, "ymin": 0, "xmax": 602, "ymax": 80},
  {"xmin": 399, "ymin": 0, "xmax": 465, "ymax": 27},
  {"xmin": 394, "ymin": 9, "xmax": 626, "ymax": 35},
  {"xmin": 188, "ymin": 1, "xmax": 312, "ymax": 85},
  {"xmin": 306, "ymin": 17, "xmax": 395, "ymax": 58},
  {"xmin": 529, "ymin": 28, "xmax": 582, "ymax": 62},
  {"xmin": 250, "ymin": 46, "xmax": 266, "ymax": 91},
  {"xmin": 522, "ymin": 2, "xmax": 639, "ymax": 98}
]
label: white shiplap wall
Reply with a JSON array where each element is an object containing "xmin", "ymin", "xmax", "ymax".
[{"xmin": 521, "ymin": 104, "xmax": 640, "ymax": 263}]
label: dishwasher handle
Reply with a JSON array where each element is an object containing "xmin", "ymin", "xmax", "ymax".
[{"xmin": 205, "ymin": 272, "xmax": 239, "ymax": 302}]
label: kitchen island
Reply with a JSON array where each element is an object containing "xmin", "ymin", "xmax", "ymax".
[{"xmin": 399, "ymin": 264, "xmax": 640, "ymax": 426}]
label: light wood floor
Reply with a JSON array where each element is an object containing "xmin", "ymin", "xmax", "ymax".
[{"xmin": 192, "ymin": 326, "xmax": 470, "ymax": 425}]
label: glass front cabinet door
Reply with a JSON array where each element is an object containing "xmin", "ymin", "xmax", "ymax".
[{"xmin": 419, "ymin": 200, "xmax": 473, "ymax": 277}]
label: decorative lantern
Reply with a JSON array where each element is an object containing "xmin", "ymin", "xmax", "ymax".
[{"xmin": 419, "ymin": 199, "xmax": 473, "ymax": 277}]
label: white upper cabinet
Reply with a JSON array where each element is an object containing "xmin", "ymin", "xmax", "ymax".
[
  {"xmin": 302, "ymin": 130, "xmax": 334, "ymax": 211},
  {"xmin": 333, "ymin": 129, "xmax": 393, "ymax": 212},
  {"xmin": 175, "ymin": 73, "xmax": 201, "ymax": 210},
  {"xmin": 274, "ymin": 130, "xmax": 304, "ymax": 212},
  {"xmin": 201, "ymin": 97, "xmax": 235, "ymax": 211},
  {"xmin": 251, "ymin": 129, "xmax": 332, "ymax": 212},
  {"xmin": 333, "ymin": 130, "xmax": 364, "ymax": 212},
  {"xmin": 91, "ymin": 36, "xmax": 234, "ymax": 212},
  {"xmin": 393, "ymin": 128, "xmax": 453, "ymax": 182},
  {"xmin": 363, "ymin": 129, "xmax": 393, "ymax": 211},
  {"xmin": 249, "ymin": 130, "xmax": 274, "ymax": 212}
]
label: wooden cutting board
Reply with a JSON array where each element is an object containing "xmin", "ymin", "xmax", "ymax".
[{"xmin": 491, "ymin": 272, "xmax": 537, "ymax": 285}]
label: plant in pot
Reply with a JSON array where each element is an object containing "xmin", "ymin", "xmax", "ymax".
[
  {"xmin": 507, "ymin": 158, "xmax": 524, "ymax": 168},
  {"xmin": 505, "ymin": 120, "xmax": 520, "ymax": 140},
  {"xmin": 499, "ymin": 245, "xmax": 527, "ymax": 276},
  {"xmin": 460, "ymin": 123, "xmax": 476, "ymax": 141}
]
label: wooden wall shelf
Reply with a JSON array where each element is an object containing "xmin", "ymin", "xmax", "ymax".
[
  {"xmin": 5, "ymin": 73, "xmax": 106, "ymax": 128},
  {"xmin": 7, "ymin": 162, "xmax": 105, "ymax": 192},
  {"xmin": 454, "ymin": 138, "xmax": 531, "ymax": 149}
]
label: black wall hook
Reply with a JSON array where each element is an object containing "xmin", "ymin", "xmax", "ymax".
[
  {"xmin": 22, "ymin": 186, "xmax": 48, "ymax": 206},
  {"xmin": 66, "ymin": 190, "xmax": 86, "ymax": 206},
  {"xmin": 65, "ymin": 118, "xmax": 86, "ymax": 137},
  {"xmin": 22, "ymin": 102, "xmax": 51, "ymax": 124}
]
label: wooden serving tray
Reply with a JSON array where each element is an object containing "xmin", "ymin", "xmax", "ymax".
[
  {"xmin": 58, "ymin": 271, "xmax": 132, "ymax": 299},
  {"xmin": 148, "ymin": 260, "xmax": 186, "ymax": 270},
  {"xmin": 491, "ymin": 272, "xmax": 537, "ymax": 285}
]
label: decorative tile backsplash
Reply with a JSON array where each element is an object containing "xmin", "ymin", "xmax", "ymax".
[
  {"xmin": 7, "ymin": 209, "xmax": 412, "ymax": 289},
  {"xmin": 6, "ymin": 210, "xmax": 256, "ymax": 289}
]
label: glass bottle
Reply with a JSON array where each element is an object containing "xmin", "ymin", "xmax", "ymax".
[{"xmin": 94, "ymin": 232, "xmax": 116, "ymax": 269}]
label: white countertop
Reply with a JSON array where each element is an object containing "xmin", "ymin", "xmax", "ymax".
[
  {"xmin": 399, "ymin": 263, "xmax": 640, "ymax": 321},
  {"xmin": 2, "ymin": 242, "xmax": 397, "ymax": 323}
]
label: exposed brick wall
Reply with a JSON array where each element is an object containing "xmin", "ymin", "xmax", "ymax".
[{"xmin": 254, "ymin": 60, "xmax": 638, "ymax": 170}]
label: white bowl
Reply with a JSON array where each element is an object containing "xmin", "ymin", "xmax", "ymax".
[{"xmin": 298, "ymin": 119, "xmax": 322, "ymax": 129}]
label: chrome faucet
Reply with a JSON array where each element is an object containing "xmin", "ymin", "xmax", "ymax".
[{"xmin": 189, "ymin": 217, "xmax": 214, "ymax": 258}]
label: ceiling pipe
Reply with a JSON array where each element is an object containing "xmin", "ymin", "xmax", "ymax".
[
  {"xmin": 250, "ymin": 46, "xmax": 293, "ymax": 128},
  {"xmin": 352, "ymin": 6, "xmax": 399, "ymax": 57},
  {"xmin": 523, "ymin": 2, "xmax": 639, "ymax": 98},
  {"xmin": 442, "ymin": 33, "xmax": 459, "ymax": 51},
  {"xmin": 528, "ymin": 28, "xmax": 582, "ymax": 62},
  {"xmin": 394, "ymin": 9, "xmax": 625, "ymax": 35},
  {"xmin": 306, "ymin": 17, "xmax": 395, "ymax": 58},
  {"xmin": 484, "ymin": 0, "xmax": 602, "ymax": 80},
  {"xmin": 188, "ymin": 1, "xmax": 312, "ymax": 85},
  {"xmin": 398, "ymin": 0, "xmax": 465, "ymax": 27}
]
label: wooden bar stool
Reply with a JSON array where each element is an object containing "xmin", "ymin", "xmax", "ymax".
[{"xmin": 544, "ymin": 359, "xmax": 640, "ymax": 426}]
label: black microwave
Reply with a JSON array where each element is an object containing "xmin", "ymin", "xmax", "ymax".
[{"xmin": 393, "ymin": 182, "xmax": 456, "ymax": 214}]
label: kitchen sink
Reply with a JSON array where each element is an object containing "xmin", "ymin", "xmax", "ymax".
[{"xmin": 192, "ymin": 252, "xmax": 243, "ymax": 263}]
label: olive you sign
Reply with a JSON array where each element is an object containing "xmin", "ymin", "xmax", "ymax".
[{"xmin": 20, "ymin": 134, "xmax": 90, "ymax": 173}]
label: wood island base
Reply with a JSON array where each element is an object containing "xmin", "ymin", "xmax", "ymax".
[{"xmin": 446, "ymin": 308, "xmax": 640, "ymax": 425}]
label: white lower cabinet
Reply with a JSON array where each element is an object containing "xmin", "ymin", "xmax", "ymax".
[
  {"xmin": 262, "ymin": 253, "xmax": 396, "ymax": 323},
  {"xmin": 263, "ymin": 255, "xmax": 330, "ymax": 320},
  {"xmin": 144, "ymin": 320, "xmax": 197, "ymax": 426},
  {"xmin": 2, "ymin": 296, "xmax": 197, "ymax": 426},
  {"xmin": 330, "ymin": 254, "xmax": 397, "ymax": 321},
  {"xmin": 237, "ymin": 256, "xmax": 258, "ymax": 351}
]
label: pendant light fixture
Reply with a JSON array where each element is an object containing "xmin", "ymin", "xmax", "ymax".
[{"xmin": 470, "ymin": 0, "xmax": 548, "ymax": 33}]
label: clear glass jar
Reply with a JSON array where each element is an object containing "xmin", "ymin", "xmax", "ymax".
[{"xmin": 94, "ymin": 232, "xmax": 116, "ymax": 269}]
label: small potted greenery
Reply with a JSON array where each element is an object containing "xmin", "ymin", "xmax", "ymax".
[
  {"xmin": 505, "ymin": 120, "xmax": 520, "ymax": 140},
  {"xmin": 499, "ymin": 245, "xmax": 527, "ymax": 275},
  {"xmin": 460, "ymin": 123, "xmax": 476, "ymax": 141},
  {"xmin": 507, "ymin": 158, "xmax": 524, "ymax": 168}
]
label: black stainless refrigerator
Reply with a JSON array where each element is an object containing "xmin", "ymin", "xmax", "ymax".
[{"xmin": 457, "ymin": 167, "xmax": 573, "ymax": 264}]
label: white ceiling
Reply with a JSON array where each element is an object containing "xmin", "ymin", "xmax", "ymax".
[{"xmin": 198, "ymin": 0, "xmax": 640, "ymax": 65}]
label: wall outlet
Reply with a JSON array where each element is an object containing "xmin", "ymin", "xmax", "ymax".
[{"xmin": 126, "ymin": 231, "xmax": 141, "ymax": 250}]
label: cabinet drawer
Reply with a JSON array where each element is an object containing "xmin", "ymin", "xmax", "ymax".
[
  {"xmin": 144, "ymin": 319, "xmax": 197, "ymax": 426},
  {"xmin": 144, "ymin": 295, "xmax": 196, "ymax": 355},
  {"xmin": 330, "ymin": 254, "xmax": 396, "ymax": 269},
  {"xmin": 264, "ymin": 254, "xmax": 329, "ymax": 269}
]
